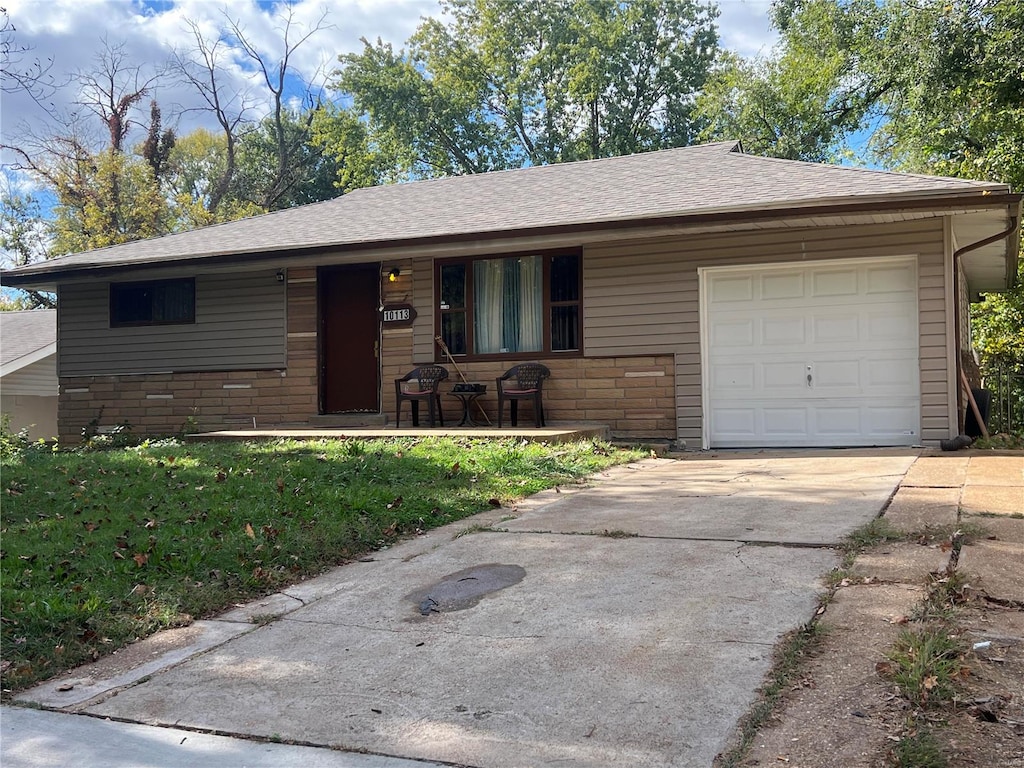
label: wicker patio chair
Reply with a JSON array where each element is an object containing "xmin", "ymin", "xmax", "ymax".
[
  {"xmin": 496, "ymin": 362, "xmax": 550, "ymax": 427},
  {"xmin": 395, "ymin": 365, "xmax": 449, "ymax": 427}
]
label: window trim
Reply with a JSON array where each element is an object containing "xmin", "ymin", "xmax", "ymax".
[
  {"xmin": 109, "ymin": 277, "xmax": 197, "ymax": 328},
  {"xmin": 434, "ymin": 248, "xmax": 582, "ymax": 362}
]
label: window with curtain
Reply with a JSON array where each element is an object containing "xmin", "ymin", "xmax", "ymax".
[
  {"xmin": 437, "ymin": 251, "xmax": 580, "ymax": 359},
  {"xmin": 110, "ymin": 278, "xmax": 196, "ymax": 327}
]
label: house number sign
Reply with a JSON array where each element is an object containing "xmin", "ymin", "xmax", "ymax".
[{"xmin": 381, "ymin": 303, "xmax": 417, "ymax": 328}]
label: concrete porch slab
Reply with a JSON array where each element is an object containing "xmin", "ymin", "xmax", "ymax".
[{"xmin": 187, "ymin": 424, "xmax": 611, "ymax": 445}]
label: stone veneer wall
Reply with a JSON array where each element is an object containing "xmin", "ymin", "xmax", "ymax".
[{"xmin": 382, "ymin": 345, "xmax": 676, "ymax": 440}]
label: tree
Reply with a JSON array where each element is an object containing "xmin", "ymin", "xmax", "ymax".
[
  {"xmin": 1, "ymin": 6, "xmax": 56, "ymax": 108},
  {"xmin": 0, "ymin": 182, "xmax": 55, "ymax": 309},
  {"xmin": 49, "ymin": 149, "xmax": 169, "ymax": 255},
  {"xmin": 702, "ymin": 0, "xmax": 1024, "ymax": 378},
  {"xmin": 172, "ymin": 5, "xmax": 336, "ymax": 214},
  {"xmin": 331, "ymin": 0, "xmax": 720, "ymax": 177}
]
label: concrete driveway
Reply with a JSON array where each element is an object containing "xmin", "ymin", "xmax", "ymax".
[{"xmin": 10, "ymin": 451, "xmax": 917, "ymax": 768}]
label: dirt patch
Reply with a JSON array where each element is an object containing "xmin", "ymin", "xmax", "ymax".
[
  {"xmin": 947, "ymin": 607, "xmax": 1024, "ymax": 767},
  {"xmin": 720, "ymin": 453, "xmax": 1024, "ymax": 768},
  {"xmin": 740, "ymin": 583, "xmax": 923, "ymax": 767}
]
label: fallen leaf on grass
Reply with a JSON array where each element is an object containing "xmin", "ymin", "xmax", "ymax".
[
  {"xmin": 387, "ymin": 496, "xmax": 403, "ymax": 509},
  {"xmin": 875, "ymin": 661, "xmax": 893, "ymax": 677},
  {"xmin": 215, "ymin": 470, "xmax": 227, "ymax": 482},
  {"xmin": 276, "ymin": 478, "xmax": 285, "ymax": 494},
  {"xmin": 133, "ymin": 553, "xmax": 149, "ymax": 567},
  {"xmin": 245, "ymin": 523, "xmax": 255, "ymax": 539}
]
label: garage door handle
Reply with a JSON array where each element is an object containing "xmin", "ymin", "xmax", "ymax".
[{"xmin": 806, "ymin": 366, "xmax": 813, "ymax": 387}]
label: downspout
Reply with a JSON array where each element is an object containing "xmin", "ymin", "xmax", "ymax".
[{"xmin": 951, "ymin": 213, "xmax": 1019, "ymax": 432}]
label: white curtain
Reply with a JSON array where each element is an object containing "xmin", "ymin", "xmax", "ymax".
[
  {"xmin": 474, "ymin": 259, "xmax": 504, "ymax": 353},
  {"xmin": 473, "ymin": 256, "xmax": 543, "ymax": 354},
  {"xmin": 518, "ymin": 256, "xmax": 542, "ymax": 351}
]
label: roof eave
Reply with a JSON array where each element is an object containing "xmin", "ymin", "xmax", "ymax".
[
  {"xmin": 2, "ymin": 189, "xmax": 1019, "ymax": 289},
  {"xmin": 0, "ymin": 341, "xmax": 57, "ymax": 378}
]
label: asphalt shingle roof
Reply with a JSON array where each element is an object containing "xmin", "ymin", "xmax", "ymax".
[
  {"xmin": 0, "ymin": 310, "xmax": 56, "ymax": 368},
  {"xmin": 1, "ymin": 141, "xmax": 1010, "ymax": 278}
]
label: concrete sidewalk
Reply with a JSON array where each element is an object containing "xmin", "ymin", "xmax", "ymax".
[
  {"xmin": 740, "ymin": 450, "xmax": 1024, "ymax": 767},
  {"xmin": 5, "ymin": 450, "xmax": 922, "ymax": 767}
]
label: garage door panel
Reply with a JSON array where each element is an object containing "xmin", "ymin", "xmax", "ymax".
[
  {"xmin": 761, "ymin": 272, "xmax": 804, "ymax": 299},
  {"xmin": 762, "ymin": 316, "xmax": 806, "ymax": 345},
  {"xmin": 763, "ymin": 408, "xmax": 808, "ymax": 436},
  {"xmin": 712, "ymin": 319, "xmax": 754, "ymax": 346},
  {"xmin": 763, "ymin": 361, "xmax": 805, "ymax": 392},
  {"xmin": 814, "ymin": 360, "xmax": 860, "ymax": 389},
  {"xmin": 812, "ymin": 314, "xmax": 859, "ymax": 343},
  {"xmin": 710, "ymin": 275, "xmax": 754, "ymax": 303},
  {"xmin": 704, "ymin": 258, "xmax": 921, "ymax": 448},
  {"xmin": 867, "ymin": 309, "xmax": 917, "ymax": 341},
  {"xmin": 811, "ymin": 269, "xmax": 859, "ymax": 297},
  {"xmin": 866, "ymin": 358, "xmax": 918, "ymax": 388},
  {"xmin": 866, "ymin": 264, "xmax": 916, "ymax": 293},
  {"xmin": 865, "ymin": 404, "xmax": 919, "ymax": 436},
  {"xmin": 713, "ymin": 408, "xmax": 757, "ymax": 438},
  {"xmin": 711, "ymin": 364, "xmax": 755, "ymax": 390},
  {"xmin": 814, "ymin": 407, "xmax": 862, "ymax": 435}
]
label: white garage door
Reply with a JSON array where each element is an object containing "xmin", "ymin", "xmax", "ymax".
[{"xmin": 701, "ymin": 257, "xmax": 921, "ymax": 448}]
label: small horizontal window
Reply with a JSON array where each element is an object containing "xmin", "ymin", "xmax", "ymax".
[{"xmin": 110, "ymin": 278, "xmax": 196, "ymax": 327}]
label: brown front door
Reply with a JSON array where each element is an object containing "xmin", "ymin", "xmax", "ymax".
[{"xmin": 320, "ymin": 264, "xmax": 381, "ymax": 413}]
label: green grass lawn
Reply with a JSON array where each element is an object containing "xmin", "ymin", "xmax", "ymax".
[{"xmin": 1, "ymin": 435, "xmax": 644, "ymax": 693}]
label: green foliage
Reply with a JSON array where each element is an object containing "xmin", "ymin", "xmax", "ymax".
[
  {"xmin": 706, "ymin": 0, "xmax": 1023, "ymax": 376},
  {"xmin": 0, "ymin": 437, "xmax": 642, "ymax": 691},
  {"xmin": 309, "ymin": 104, "xmax": 394, "ymax": 191},
  {"xmin": 331, "ymin": 0, "xmax": 720, "ymax": 177},
  {"xmin": 885, "ymin": 627, "xmax": 966, "ymax": 708},
  {"xmin": 972, "ymin": 261, "xmax": 1024, "ymax": 370},
  {"xmin": 0, "ymin": 183, "xmax": 56, "ymax": 308},
  {"xmin": 50, "ymin": 149, "xmax": 170, "ymax": 256},
  {"xmin": 889, "ymin": 728, "xmax": 948, "ymax": 768},
  {"xmin": 232, "ymin": 110, "xmax": 349, "ymax": 211}
]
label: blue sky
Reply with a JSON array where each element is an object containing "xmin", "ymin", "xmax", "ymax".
[
  {"xmin": 0, "ymin": 1, "xmax": 779, "ymax": 221},
  {"xmin": 1, "ymin": 0, "xmax": 778, "ymax": 150}
]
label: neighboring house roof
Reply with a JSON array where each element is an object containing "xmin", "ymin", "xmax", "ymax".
[
  {"xmin": 1, "ymin": 310, "xmax": 57, "ymax": 378},
  {"xmin": 1, "ymin": 141, "xmax": 1019, "ymax": 288}
]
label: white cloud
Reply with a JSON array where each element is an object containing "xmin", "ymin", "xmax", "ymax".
[
  {"xmin": 1, "ymin": 0, "xmax": 778, "ymax": 160},
  {"xmin": 1, "ymin": 0, "xmax": 435, "ymax": 149},
  {"xmin": 716, "ymin": 0, "xmax": 778, "ymax": 58}
]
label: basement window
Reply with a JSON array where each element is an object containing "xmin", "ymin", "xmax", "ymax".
[{"xmin": 110, "ymin": 278, "xmax": 196, "ymax": 327}]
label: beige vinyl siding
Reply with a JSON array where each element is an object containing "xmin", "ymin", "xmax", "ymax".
[
  {"xmin": 58, "ymin": 270, "xmax": 286, "ymax": 376},
  {"xmin": 584, "ymin": 218, "xmax": 950, "ymax": 447},
  {"xmin": 412, "ymin": 261, "xmax": 435, "ymax": 361},
  {"xmin": 2, "ymin": 355, "xmax": 58, "ymax": 395}
]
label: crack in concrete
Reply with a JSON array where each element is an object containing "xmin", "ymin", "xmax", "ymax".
[
  {"xmin": 495, "ymin": 528, "xmax": 839, "ymax": 548},
  {"xmin": 279, "ymin": 615, "xmax": 547, "ymax": 641}
]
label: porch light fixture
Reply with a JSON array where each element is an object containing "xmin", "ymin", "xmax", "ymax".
[
  {"xmin": 275, "ymin": 270, "xmax": 285, "ymax": 283},
  {"xmin": 388, "ymin": 267, "xmax": 401, "ymax": 282}
]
